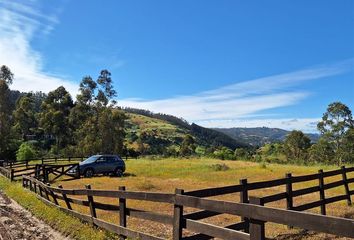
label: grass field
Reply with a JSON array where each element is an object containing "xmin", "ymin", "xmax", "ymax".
[
  {"xmin": 53, "ymin": 157, "xmax": 354, "ymax": 239},
  {"xmin": 0, "ymin": 176, "xmax": 117, "ymax": 240}
]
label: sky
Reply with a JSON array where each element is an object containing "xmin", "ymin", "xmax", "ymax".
[{"xmin": 0, "ymin": 0, "xmax": 353, "ymax": 133}]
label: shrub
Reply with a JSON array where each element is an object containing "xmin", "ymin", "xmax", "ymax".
[
  {"xmin": 209, "ymin": 163, "xmax": 230, "ymax": 171},
  {"xmin": 16, "ymin": 142, "xmax": 37, "ymax": 161}
]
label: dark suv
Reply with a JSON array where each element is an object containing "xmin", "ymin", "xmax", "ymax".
[{"xmin": 77, "ymin": 155, "xmax": 125, "ymax": 178}]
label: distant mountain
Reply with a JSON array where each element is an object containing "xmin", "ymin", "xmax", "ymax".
[{"xmin": 213, "ymin": 127, "xmax": 320, "ymax": 147}]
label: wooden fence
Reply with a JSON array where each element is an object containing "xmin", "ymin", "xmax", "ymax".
[
  {"xmin": 21, "ymin": 166, "xmax": 354, "ymax": 240},
  {"xmin": 184, "ymin": 166, "xmax": 354, "ymax": 233},
  {"xmin": 0, "ymin": 157, "xmax": 83, "ymax": 181}
]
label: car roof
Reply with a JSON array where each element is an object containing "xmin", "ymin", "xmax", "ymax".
[{"xmin": 93, "ymin": 154, "xmax": 119, "ymax": 157}]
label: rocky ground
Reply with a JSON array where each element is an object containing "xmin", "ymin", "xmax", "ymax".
[{"xmin": 0, "ymin": 190, "xmax": 69, "ymax": 240}]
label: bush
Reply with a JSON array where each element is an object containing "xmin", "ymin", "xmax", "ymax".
[
  {"xmin": 209, "ymin": 163, "xmax": 230, "ymax": 171},
  {"xmin": 16, "ymin": 142, "xmax": 37, "ymax": 161}
]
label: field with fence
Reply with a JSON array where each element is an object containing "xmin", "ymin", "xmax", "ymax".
[{"xmin": 1, "ymin": 157, "xmax": 354, "ymax": 239}]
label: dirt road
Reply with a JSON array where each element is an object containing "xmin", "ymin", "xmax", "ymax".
[{"xmin": 0, "ymin": 190, "xmax": 69, "ymax": 240}]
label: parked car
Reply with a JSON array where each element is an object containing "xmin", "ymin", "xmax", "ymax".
[{"xmin": 71, "ymin": 155, "xmax": 125, "ymax": 178}]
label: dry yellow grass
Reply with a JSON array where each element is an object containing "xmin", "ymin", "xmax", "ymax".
[{"xmin": 54, "ymin": 158, "xmax": 354, "ymax": 239}]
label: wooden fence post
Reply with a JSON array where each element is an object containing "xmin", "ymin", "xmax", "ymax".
[
  {"xmin": 119, "ymin": 186, "xmax": 127, "ymax": 240},
  {"xmin": 41, "ymin": 158, "xmax": 44, "ymax": 164},
  {"xmin": 10, "ymin": 169, "xmax": 14, "ymax": 181},
  {"xmin": 173, "ymin": 188, "xmax": 184, "ymax": 240},
  {"xmin": 59, "ymin": 185, "xmax": 72, "ymax": 210},
  {"xmin": 86, "ymin": 185, "xmax": 97, "ymax": 221},
  {"xmin": 318, "ymin": 169, "xmax": 326, "ymax": 215},
  {"xmin": 38, "ymin": 184, "xmax": 43, "ymax": 197},
  {"xmin": 341, "ymin": 166, "xmax": 352, "ymax": 206},
  {"xmin": 26, "ymin": 160, "xmax": 28, "ymax": 168},
  {"xmin": 240, "ymin": 178, "xmax": 249, "ymax": 233},
  {"xmin": 43, "ymin": 184, "xmax": 50, "ymax": 200},
  {"xmin": 249, "ymin": 197, "xmax": 265, "ymax": 240},
  {"xmin": 285, "ymin": 172, "xmax": 294, "ymax": 229},
  {"xmin": 47, "ymin": 183, "xmax": 59, "ymax": 205},
  {"xmin": 34, "ymin": 182, "xmax": 37, "ymax": 194}
]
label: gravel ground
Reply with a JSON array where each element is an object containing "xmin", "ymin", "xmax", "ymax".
[{"xmin": 0, "ymin": 190, "xmax": 70, "ymax": 240}]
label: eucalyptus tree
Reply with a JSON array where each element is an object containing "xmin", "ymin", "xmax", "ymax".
[
  {"xmin": 317, "ymin": 102, "xmax": 354, "ymax": 165},
  {"xmin": 0, "ymin": 65, "xmax": 14, "ymax": 158}
]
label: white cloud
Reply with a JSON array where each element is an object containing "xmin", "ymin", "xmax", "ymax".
[
  {"xmin": 0, "ymin": 0, "xmax": 78, "ymax": 94},
  {"xmin": 120, "ymin": 60, "xmax": 352, "ymax": 132},
  {"xmin": 198, "ymin": 118, "xmax": 321, "ymax": 133}
]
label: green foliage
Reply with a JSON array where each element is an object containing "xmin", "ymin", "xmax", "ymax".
[
  {"xmin": 338, "ymin": 127, "xmax": 354, "ymax": 164},
  {"xmin": 317, "ymin": 102, "xmax": 354, "ymax": 165},
  {"xmin": 39, "ymin": 86, "xmax": 74, "ymax": 153},
  {"xmin": 309, "ymin": 138, "xmax": 334, "ymax": 164},
  {"xmin": 180, "ymin": 134, "xmax": 196, "ymax": 156},
  {"xmin": 213, "ymin": 147, "xmax": 235, "ymax": 160},
  {"xmin": 13, "ymin": 93, "xmax": 38, "ymax": 140},
  {"xmin": 73, "ymin": 70, "xmax": 125, "ymax": 156},
  {"xmin": 284, "ymin": 130, "xmax": 311, "ymax": 163},
  {"xmin": 16, "ymin": 142, "xmax": 37, "ymax": 161},
  {"xmin": 209, "ymin": 163, "xmax": 230, "ymax": 171},
  {"xmin": 0, "ymin": 65, "xmax": 15, "ymax": 159}
]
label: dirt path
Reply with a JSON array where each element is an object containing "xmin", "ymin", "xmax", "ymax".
[{"xmin": 0, "ymin": 190, "xmax": 70, "ymax": 240}]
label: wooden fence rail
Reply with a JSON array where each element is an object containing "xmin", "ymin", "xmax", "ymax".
[
  {"xmin": 21, "ymin": 172, "xmax": 354, "ymax": 240},
  {"xmin": 184, "ymin": 166, "xmax": 354, "ymax": 227}
]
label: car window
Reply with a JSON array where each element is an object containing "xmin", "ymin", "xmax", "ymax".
[
  {"xmin": 107, "ymin": 156, "xmax": 116, "ymax": 162},
  {"xmin": 96, "ymin": 156, "xmax": 107, "ymax": 163}
]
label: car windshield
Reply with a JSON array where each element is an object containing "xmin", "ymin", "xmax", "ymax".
[{"xmin": 81, "ymin": 156, "xmax": 100, "ymax": 164}]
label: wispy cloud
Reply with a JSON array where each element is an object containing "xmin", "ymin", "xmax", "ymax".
[
  {"xmin": 198, "ymin": 118, "xmax": 321, "ymax": 133},
  {"xmin": 0, "ymin": 0, "xmax": 78, "ymax": 94},
  {"xmin": 120, "ymin": 60, "xmax": 352, "ymax": 132}
]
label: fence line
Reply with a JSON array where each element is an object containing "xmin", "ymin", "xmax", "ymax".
[
  {"xmin": 21, "ymin": 169, "xmax": 354, "ymax": 240},
  {"xmin": 0, "ymin": 157, "xmax": 353, "ymax": 239}
]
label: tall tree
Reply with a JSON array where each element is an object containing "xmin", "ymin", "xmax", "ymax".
[
  {"xmin": 0, "ymin": 66, "xmax": 14, "ymax": 159},
  {"xmin": 39, "ymin": 86, "xmax": 74, "ymax": 152},
  {"xmin": 317, "ymin": 102, "xmax": 354, "ymax": 165},
  {"xmin": 284, "ymin": 130, "xmax": 311, "ymax": 163},
  {"xmin": 13, "ymin": 93, "xmax": 38, "ymax": 140},
  {"xmin": 73, "ymin": 70, "xmax": 125, "ymax": 156},
  {"xmin": 309, "ymin": 138, "xmax": 335, "ymax": 164}
]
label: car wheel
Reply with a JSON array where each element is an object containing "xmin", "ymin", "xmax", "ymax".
[
  {"xmin": 84, "ymin": 168, "xmax": 94, "ymax": 178},
  {"xmin": 114, "ymin": 168, "xmax": 123, "ymax": 177}
]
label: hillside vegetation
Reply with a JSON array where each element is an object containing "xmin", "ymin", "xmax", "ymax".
[
  {"xmin": 124, "ymin": 110, "xmax": 248, "ymax": 156},
  {"xmin": 214, "ymin": 127, "xmax": 319, "ymax": 146}
]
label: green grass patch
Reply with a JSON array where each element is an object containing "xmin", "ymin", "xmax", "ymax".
[{"xmin": 0, "ymin": 176, "xmax": 116, "ymax": 240}]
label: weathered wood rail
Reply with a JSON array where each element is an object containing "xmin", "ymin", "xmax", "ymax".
[
  {"xmin": 184, "ymin": 166, "xmax": 354, "ymax": 235},
  {"xmin": 0, "ymin": 157, "xmax": 84, "ymax": 181},
  {"xmin": 21, "ymin": 166, "xmax": 354, "ymax": 240}
]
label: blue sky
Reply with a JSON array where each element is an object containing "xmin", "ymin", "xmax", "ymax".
[{"xmin": 0, "ymin": 0, "xmax": 353, "ymax": 132}]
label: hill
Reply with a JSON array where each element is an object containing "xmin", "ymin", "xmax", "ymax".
[
  {"xmin": 124, "ymin": 109, "xmax": 248, "ymax": 155},
  {"xmin": 213, "ymin": 127, "xmax": 320, "ymax": 146}
]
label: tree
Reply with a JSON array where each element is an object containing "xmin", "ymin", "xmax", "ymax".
[
  {"xmin": 13, "ymin": 93, "xmax": 38, "ymax": 140},
  {"xmin": 0, "ymin": 66, "xmax": 14, "ymax": 159},
  {"xmin": 317, "ymin": 102, "xmax": 354, "ymax": 165},
  {"xmin": 73, "ymin": 70, "xmax": 125, "ymax": 156},
  {"xmin": 16, "ymin": 142, "xmax": 36, "ymax": 161},
  {"xmin": 213, "ymin": 147, "xmax": 235, "ymax": 160},
  {"xmin": 39, "ymin": 86, "xmax": 74, "ymax": 152},
  {"xmin": 180, "ymin": 134, "xmax": 196, "ymax": 156},
  {"xmin": 284, "ymin": 130, "xmax": 311, "ymax": 163},
  {"xmin": 309, "ymin": 138, "xmax": 335, "ymax": 164},
  {"xmin": 338, "ymin": 127, "xmax": 354, "ymax": 164},
  {"xmin": 234, "ymin": 148, "xmax": 249, "ymax": 160}
]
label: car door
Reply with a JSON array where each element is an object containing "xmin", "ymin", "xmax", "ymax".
[{"xmin": 95, "ymin": 156, "xmax": 108, "ymax": 174}]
